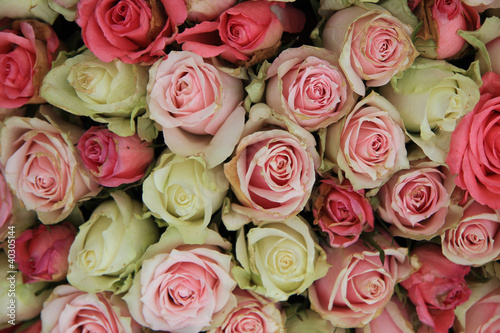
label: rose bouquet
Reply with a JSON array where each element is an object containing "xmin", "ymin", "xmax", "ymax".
[{"xmin": 1, "ymin": 0, "xmax": 500, "ymax": 332}]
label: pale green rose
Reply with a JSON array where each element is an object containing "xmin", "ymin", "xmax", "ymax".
[
  {"xmin": 233, "ymin": 216, "xmax": 330, "ymax": 302},
  {"xmin": 379, "ymin": 57, "xmax": 481, "ymax": 163},
  {"xmin": 0, "ymin": 0, "xmax": 59, "ymax": 24},
  {"xmin": 0, "ymin": 250, "xmax": 52, "ymax": 328},
  {"xmin": 66, "ymin": 191, "xmax": 159, "ymax": 294},
  {"xmin": 47, "ymin": 0, "xmax": 79, "ymax": 21},
  {"xmin": 143, "ymin": 150, "xmax": 229, "ymax": 245},
  {"xmin": 40, "ymin": 49, "xmax": 149, "ymax": 137},
  {"xmin": 285, "ymin": 308, "xmax": 347, "ymax": 333}
]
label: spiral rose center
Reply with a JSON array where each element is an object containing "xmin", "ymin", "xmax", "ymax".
[
  {"xmin": 227, "ymin": 20, "xmax": 250, "ymax": 45},
  {"xmin": 81, "ymin": 322, "xmax": 107, "ymax": 333},
  {"xmin": 236, "ymin": 315, "xmax": 263, "ymax": 333}
]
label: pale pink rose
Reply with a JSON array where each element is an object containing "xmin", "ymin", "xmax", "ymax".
[
  {"xmin": 41, "ymin": 284, "xmax": 141, "ymax": 333},
  {"xmin": 442, "ymin": 199, "xmax": 500, "ymax": 266},
  {"xmin": 312, "ymin": 178, "xmax": 374, "ymax": 248},
  {"xmin": 266, "ymin": 46, "xmax": 357, "ymax": 131},
  {"xmin": 308, "ymin": 232, "xmax": 415, "ymax": 328},
  {"xmin": 377, "ymin": 159, "xmax": 463, "ymax": 240},
  {"xmin": 322, "ymin": 5, "xmax": 418, "ymax": 95},
  {"xmin": 15, "ymin": 221, "xmax": 76, "ymax": 283},
  {"xmin": 123, "ymin": 227, "xmax": 237, "ymax": 333},
  {"xmin": 446, "ymin": 71, "xmax": 500, "ymax": 210},
  {"xmin": 147, "ymin": 51, "xmax": 245, "ymax": 168},
  {"xmin": 185, "ymin": 0, "xmax": 236, "ymax": 22},
  {"xmin": 76, "ymin": 0, "xmax": 187, "ymax": 65},
  {"xmin": 0, "ymin": 19, "xmax": 59, "ymax": 108},
  {"xmin": 77, "ymin": 126, "xmax": 154, "ymax": 187},
  {"xmin": 223, "ymin": 104, "xmax": 319, "ymax": 223},
  {"xmin": 0, "ymin": 110, "xmax": 101, "ymax": 224},
  {"xmin": 208, "ymin": 288, "xmax": 285, "ymax": 333},
  {"xmin": 324, "ymin": 91, "xmax": 409, "ymax": 191},
  {"xmin": 400, "ymin": 243, "xmax": 471, "ymax": 333},
  {"xmin": 355, "ymin": 296, "xmax": 415, "ymax": 333}
]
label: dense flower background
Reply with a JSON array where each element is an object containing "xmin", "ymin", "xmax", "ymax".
[{"xmin": 1, "ymin": 0, "xmax": 500, "ymax": 331}]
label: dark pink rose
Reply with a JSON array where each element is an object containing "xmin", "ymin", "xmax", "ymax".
[
  {"xmin": 400, "ymin": 243, "xmax": 471, "ymax": 333},
  {"xmin": 446, "ymin": 71, "xmax": 500, "ymax": 210},
  {"xmin": 77, "ymin": 126, "xmax": 154, "ymax": 187},
  {"xmin": 0, "ymin": 19, "xmax": 59, "ymax": 108},
  {"xmin": 15, "ymin": 222, "xmax": 76, "ymax": 283},
  {"xmin": 76, "ymin": 0, "xmax": 187, "ymax": 65},
  {"xmin": 312, "ymin": 178, "xmax": 374, "ymax": 248}
]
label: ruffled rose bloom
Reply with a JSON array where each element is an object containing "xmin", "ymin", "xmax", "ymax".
[
  {"xmin": 76, "ymin": 0, "xmax": 187, "ymax": 65},
  {"xmin": 0, "ymin": 110, "xmax": 100, "ymax": 224},
  {"xmin": 223, "ymin": 103, "xmax": 320, "ymax": 225},
  {"xmin": 312, "ymin": 178, "xmax": 374, "ymax": 248},
  {"xmin": 185, "ymin": 0, "xmax": 236, "ymax": 22},
  {"xmin": 411, "ymin": 0, "xmax": 480, "ymax": 60},
  {"xmin": 266, "ymin": 46, "xmax": 357, "ymax": 131},
  {"xmin": 233, "ymin": 216, "xmax": 329, "ymax": 302},
  {"xmin": 442, "ymin": 199, "xmax": 500, "ymax": 266},
  {"xmin": 322, "ymin": 5, "xmax": 418, "ymax": 96},
  {"xmin": 0, "ymin": 19, "xmax": 59, "ymax": 108},
  {"xmin": 376, "ymin": 159, "xmax": 463, "ymax": 240},
  {"xmin": 400, "ymin": 243, "xmax": 471, "ymax": 333},
  {"xmin": 123, "ymin": 227, "xmax": 237, "ymax": 333},
  {"xmin": 41, "ymin": 284, "xmax": 141, "ymax": 333},
  {"xmin": 454, "ymin": 277, "xmax": 500, "ymax": 333},
  {"xmin": 67, "ymin": 191, "xmax": 159, "ymax": 294},
  {"xmin": 143, "ymin": 149, "xmax": 228, "ymax": 245},
  {"xmin": 15, "ymin": 221, "xmax": 76, "ymax": 283},
  {"xmin": 446, "ymin": 71, "xmax": 500, "ymax": 210},
  {"xmin": 355, "ymin": 296, "xmax": 415, "ymax": 333},
  {"xmin": 208, "ymin": 288, "xmax": 285, "ymax": 333},
  {"xmin": 324, "ymin": 91, "xmax": 409, "ymax": 190},
  {"xmin": 40, "ymin": 50, "xmax": 150, "ymax": 137},
  {"xmin": 308, "ymin": 232, "xmax": 415, "ymax": 328},
  {"xmin": 147, "ymin": 51, "xmax": 245, "ymax": 168},
  {"xmin": 77, "ymin": 126, "xmax": 154, "ymax": 187}
]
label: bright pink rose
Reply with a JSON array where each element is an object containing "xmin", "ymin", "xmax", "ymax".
[
  {"xmin": 147, "ymin": 51, "xmax": 245, "ymax": 168},
  {"xmin": 308, "ymin": 232, "xmax": 415, "ymax": 328},
  {"xmin": 312, "ymin": 178, "xmax": 374, "ymax": 248},
  {"xmin": 40, "ymin": 284, "xmax": 141, "ymax": 333},
  {"xmin": 442, "ymin": 199, "xmax": 500, "ymax": 266},
  {"xmin": 0, "ymin": 19, "xmax": 59, "ymax": 108},
  {"xmin": 0, "ymin": 111, "xmax": 101, "ymax": 224},
  {"xmin": 77, "ymin": 126, "xmax": 154, "ymax": 187},
  {"xmin": 325, "ymin": 92, "xmax": 409, "ymax": 190},
  {"xmin": 123, "ymin": 227, "xmax": 237, "ymax": 333},
  {"xmin": 355, "ymin": 296, "xmax": 415, "ymax": 333},
  {"xmin": 400, "ymin": 243, "xmax": 471, "ymax": 333},
  {"xmin": 185, "ymin": 0, "xmax": 236, "ymax": 22},
  {"xmin": 446, "ymin": 71, "xmax": 500, "ymax": 210},
  {"xmin": 76, "ymin": 0, "xmax": 187, "ymax": 65},
  {"xmin": 377, "ymin": 159, "xmax": 463, "ymax": 240},
  {"xmin": 266, "ymin": 46, "xmax": 357, "ymax": 131},
  {"xmin": 15, "ymin": 221, "xmax": 76, "ymax": 283}
]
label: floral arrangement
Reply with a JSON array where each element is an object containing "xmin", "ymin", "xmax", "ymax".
[{"xmin": 1, "ymin": 0, "xmax": 500, "ymax": 332}]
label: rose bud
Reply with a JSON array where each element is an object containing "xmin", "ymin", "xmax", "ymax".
[{"xmin": 77, "ymin": 126, "xmax": 154, "ymax": 187}]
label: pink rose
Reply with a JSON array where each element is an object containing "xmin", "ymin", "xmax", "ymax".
[
  {"xmin": 76, "ymin": 0, "xmax": 187, "ymax": 65},
  {"xmin": 312, "ymin": 178, "xmax": 374, "ymax": 248},
  {"xmin": 0, "ymin": 19, "xmax": 59, "ymax": 108},
  {"xmin": 446, "ymin": 71, "xmax": 500, "ymax": 210},
  {"xmin": 77, "ymin": 126, "xmax": 154, "ymax": 187},
  {"xmin": 266, "ymin": 46, "xmax": 357, "ymax": 131},
  {"xmin": 41, "ymin": 284, "xmax": 141, "ymax": 333},
  {"xmin": 322, "ymin": 5, "xmax": 418, "ymax": 95},
  {"xmin": 223, "ymin": 104, "xmax": 319, "ymax": 223},
  {"xmin": 324, "ymin": 91, "xmax": 409, "ymax": 190},
  {"xmin": 487, "ymin": 37, "xmax": 500, "ymax": 75},
  {"xmin": 147, "ymin": 51, "xmax": 245, "ymax": 168},
  {"xmin": 123, "ymin": 227, "xmax": 237, "ymax": 332},
  {"xmin": 355, "ymin": 296, "xmax": 415, "ymax": 333},
  {"xmin": 308, "ymin": 232, "xmax": 415, "ymax": 328},
  {"xmin": 442, "ymin": 199, "xmax": 500, "ymax": 266},
  {"xmin": 185, "ymin": 0, "xmax": 236, "ymax": 22},
  {"xmin": 0, "ymin": 109, "xmax": 101, "ymax": 224},
  {"xmin": 400, "ymin": 243, "xmax": 471, "ymax": 333},
  {"xmin": 15, "ymin": 221, "xmax": 76, "ymax": 283},
  {"xmin": 376, "ymin": 159, "xmax": 463, "ymax": 240},
  {"xmin": 208, "ymin": 288, "xmax": 285, "ymax": 333}
]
